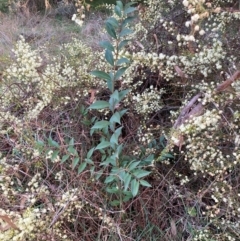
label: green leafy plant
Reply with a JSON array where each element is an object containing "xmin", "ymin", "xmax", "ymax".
[{"xmin": 80, "ymin": 1, "xmax": 153, "ymax": 206}]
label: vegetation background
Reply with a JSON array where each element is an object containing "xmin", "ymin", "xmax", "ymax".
[{"xmin": 0, "ymin": 0, "xmax": 240, "ymax": 240}]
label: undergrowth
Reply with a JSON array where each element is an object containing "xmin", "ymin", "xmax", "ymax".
[{"xmin": 0, "ymin": 0, "xmax": 240, "ymax": 240}]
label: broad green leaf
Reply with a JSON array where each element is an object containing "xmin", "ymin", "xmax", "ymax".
[
  {"xmin": 48, "ymin": 137, "xmax": 59, "ymax": 148},
  {"xmin": 124, "ymin": 173, "xmax": 132, "ymax": 191},
  {"xmin": 118, "ymin": 40, "xmax": 129, "ymax": 50},
  {"xmin": 110, "ymin": 126, "xmax": 123, "ymax": 145},
  {"xmin": 123, "ymin": 192, "xmax": 133, "ymax": 202},
  {"xmin": 142, "ymin": 154, "xmax": 154, "ymax": 165},
  {"xmin": 124, "ymin": 7, "xmax": 136, "ymax": 15},
  {"xmin": 36, "ymin": 140, "xmax": 44, "ymax": 147},
  {"xmin": 72, "ymin": 157, "xmax": 80, "ymax": 169},
  {"xmin": 69, "ymin": 138, "xmax": 74, "ymax": 146},
  {"xmin": 119, "ymin": 108, "xmax": 128, "ymax": 117},
  {"xmin": 78, "ymin": 162, "xmax": 87, "ymax": 174},
  {"xmin": 106, "ymin": 17, "xmax": 118, "ymax": 28},
  {"xmin": 61, "ymin": 154, "xmax": 70, "ymax": 163},
  {"xmin": 87, "ymin": 147, "xmax": 95, "ymax": 159},
  {"xmin": 116, "ymin": 57, "xmax": 130, "ymax": 66},
  {"xmin": 104, "ymin": 175, "xmax": 115, "ymax": 184},
  {"xmin": 99, "ymin": 40, "xmax": 114, "ymax": 51},
  {"xmin": 114, "ymin": 5, "xmax": 122, "ymax": 17},
  {"xmin": 119, "ymin": 28, "xmax": 134, "ymax": 37},
  {"xmin": 132, "ymin": 169, "xmax": 151, "ymax": 179},
  {"xmin": 85, "ymin": 158, "xmax": 94, "ymax": 164},
  {"xmin": 90, "ymin": 70, "xmax": 111, "ymax": 81},
  {"xmin": 115, "ymin": 67, "xmax": 128, "ymax": 80},
  {"xmin": 109, "ymin": 94, "xmax": 119, "ymax": 112},
  {"xmin": 91, "ymin": 120, "xmax": 109, "ymax": 129},
  {"xmin": 105, "ymin": 49, "xmax": 114, "ymax": 66},
  {"xmin": 51, "ymin": 150, "xmax": 59, "ymax": 161},
  {"xmin": 111, "ymin": 90, "xmax": 120, "ymax": 101},
  {"xmin": 122, "ymin": 16, "xmax": 136, "ymax": 27},
  {"xmin": 128, "ymin": 161, "xmax": 140, "ymax": 171},
  {"xmin": 116, "ymin": 1, "xmax": 123, "ymax": 10},
  {"xmin": 100, "ymin": 156, "xmax": 116, "ymax": 166},
  {"xmin": 95, "ymin": 141, "xmax": 111, "ymax": 150},
  {"xmin": 139, "ymin": 179, "xmax": 152, "ymax": 187},
  {"xmin": 107, "ymin": 79, "xmax": 114, "ymax": 93},
  {"xmin": 106, "ymin": 186, "xmax": 119, "ymax": 193},
  {"xmin": 131, "ymin": 179, "xmax": 139, "ymax": 197},
  {"xmin": 105, "ymin": 22, "xmax": 117, "ymax": 39},
  {"xmin": 89, "ymin": 100, "xmax": 109, "ymax": 110},
  {"xmin": 124, "ymin": 2, "xmax": 136, "ymax": 10},
  {"xmin": 67, "ymin": 145, "xmax": 78, "ymax": 155},
  {"xmin": 110, "ymin": 112, "xmax": 121, "ymax": 125},
  {"xmin": 119, "ymin": 89, "xmax": 130, "ymax": 101}
]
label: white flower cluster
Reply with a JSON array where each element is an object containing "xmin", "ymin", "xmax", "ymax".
[{"xmin": 132, "ymin": 86, "xmax": 164, "ymax": 117}]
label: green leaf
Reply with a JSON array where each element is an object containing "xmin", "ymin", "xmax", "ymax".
[
  {"xmin": 72, "ymin": 157, "xmax": 80, "ymax": 169},
  {"xmin": 95, "ymin": 141, "xmax": 111, "ymax": 150},
  {"xmin": 131, "ymin": 179, "xmax": 139, "ymax": 197},
  {"xmin": 111, "ymin": 90, "xmax": 120, "ymax": 101},
  {"xmin": 119, "ymin": 28, "xmax": 134, "ymax": 37},
  {"xmin": 99, "ymin": 40, "xmax": 114, "ymax": 51},
  {"xmin": 124, "ymin": 173, "xmax": 132, "ymax": 191},
  {"xmin": 116, "ymin": 1, "xmax": 123, "ymax": 10},
  {"xmin": 61, "ymin": 154, "xmax": 70, "ymax": 163},
  {"xmin": 36, "ymin": 140, "xmax": 44, "ymax": 147},
  {"xmin": 48, "ymin": 137, "xmax": 59, "ymax": 148},
  {"xmin": 132, "ymin": 169, "xmax": 151, "ymax": 179},
  {"xmin": 115, "ymin": 67, "xmax": 128, "ymax": 80},
  {"xmin": 67, "ymin": 145, "xmax": 78, "ymax": 155},
  {"xmin": 51, "ymin": 150, "xmax": 59, "ymax": 161},
  {"xmin": 107, "ymin": 79, "xmax": 114, "ymax": 93},
  {"xmin": 110, "ymin": 126, "xmax": 123, "ymax": 145},
  {"xmin": 118, "ymin": 40, "xmax": 129, "ymax": 50},
  {"xmin": 91, "ymin": 120, "xmax": 109, "ymax": 129},
  {"xmin": 105, "ymin": 49, "xmax": 114, "ymax": 66},
  {"xmin": 90, "ymin": 70, "xmax": 111, "ymax": 81},
  {"xmin": 116, "ymin": 57, "xmax": 130, "ymax": 66},
  {"xmin": 78, "ymin": 162, "xmax": 87, "ymax": 174},
  {"xmin": 124, "ymin": 7, "xmax": 136, "ymax": 15},
  {"xmin": 100, "ymin": 156, "xmax": 116, "ymax": 166},
  {"xmin": 119, "ymin": 89, "xmax": 130, "ymax": 101},
  {"xmin": 106, "ymin": 17, "xmax": 118, "ymax": 28},
  {"xmin": 69, "ymin": 138, "xmax": 74, "ymax": 146},
  {"xmin": 128, "ymin": 161, "xmax": 140, "ymax": 171},
  {"xmin": 87, "ymin": 147, "xmax": 95, "ymax": 159},
  {"xmin": 105, "ymin": 22, "xmax": 117, "ymax": 39},
  {"xmin": 110, "ymin": 112, "xmax": 121, "ymax": 125},
  {"xmin": 139, "ymin": 180, "xmax": 152, "ymax": 187},
  {"xmin": 106, "ymin": 186, "xmax": 119, "ymax": 193},
  {"xmin": 85, "ymin": 158, "xmax": 94, "ymax": 164},
  {"xmin": 122, "ymin": 16, "xmax": 136, "ymax": 27},
  {"xmin": 104, "ymin": 175, "xmax": 115, "ymax": 184},
  {"xmin": 119, "ymin": 108, "xmax": 128, "ymax": 117},
  {"xmin": 89, "ymin": 101, "xmax": 110, "ymax": 110},
  {"xmin": 114, "ymin": 5, "xmax": 122, "ymax": 17},
  {"xmin": 142, "ymin": 154, "xmax": 154, "ymax": 165},
  {"xmin": 123, "ymin": 192, "xmax": 133, "ymax": 202},
  {"xmin": 124, "ymin": 2, "xmax": 136, "ymax": 10}
]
